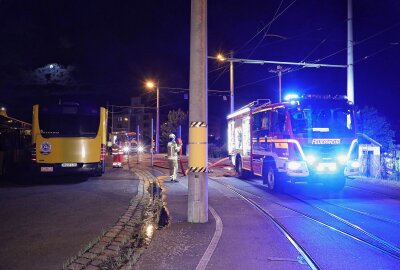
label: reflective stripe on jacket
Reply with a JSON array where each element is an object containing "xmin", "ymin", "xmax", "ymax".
[{"xmin": 167, "ymin": 141, "xmax": 182, "ymax": 160}]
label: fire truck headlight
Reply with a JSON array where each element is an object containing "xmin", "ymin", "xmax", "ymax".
[
  {"xmin": 350, "ymin": 160, "xmax": 361, "ymax": 168},
  {"xmin": 305, "ymin": 154, "xmax": 317, "ymax": 165},
  {"xmin": 288, "ymin": 161, "xmax": 302, "ymax": 171},
  {"xmin": 337, "ymin": 154, "xmax": 348, "ymax": 164},
  {"xmin": 123, "ymin": 146, "xmax": 130, "ymax": 153},
  {"xmin": 317, "ymin": 164, "xmax": 324, "ymax": 172}
]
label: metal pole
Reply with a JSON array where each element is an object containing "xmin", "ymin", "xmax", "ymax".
[
  {"xmin": 156, "ymin": 83, "xmax": 160, "ymax": 153},
  {"xmin": 188, "ymin": 0, "xmax": 208, "ymax": 223},
  {"xmin": 151, "ymin": 118, "xmax": 154, "ymax": 166},
  {"xmin": 177, "ymin": 125, "xmax": 182, "ymax": 139},
  {"xmin": 208, "ymin": 56, "xmax": 347, "ymax": 68},
  {"xmin": 230, "ymin": 52, "xmax": 234, "ymax": 113},
  {"xmin": 347, "ymin": 0, "xmax": 355, "ymax": 103},
  {"xmin": 278, "ymin": 65, "xmax": 282, "ymax": 103}
]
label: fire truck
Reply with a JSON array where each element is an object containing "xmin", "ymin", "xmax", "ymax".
[{"xmin": 227, "ymin": 95, "xmax": 360, "ymax": 191}]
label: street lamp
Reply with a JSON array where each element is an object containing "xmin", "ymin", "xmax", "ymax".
[
  {"xmin": 216, "ymin": 53, "xmax": 234, "ymax": 113},
  {"xmin": 145, "ymin": 80, "xmax": 160, "ymax": 153}
]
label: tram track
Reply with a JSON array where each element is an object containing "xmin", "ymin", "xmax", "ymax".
[
  {"xmin": 210, "ymin": 177, "xmax": 400, "ymax": 262},
  {"xmin": 209, "ymin": 177, "xmax": 321, "ymax": 270},
  {"xmin": 287, "ymin": 192, "xmax": 400, "ymax": 226},
  {"xmin": 346, "ymin": 184, "xmax": 400, "ymax": 200},
  {"xmin": 283, "ymin": 193, "xmax": 400, "ymax": 254}
]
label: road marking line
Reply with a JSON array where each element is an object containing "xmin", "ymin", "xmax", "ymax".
[{"xmin": 195, "ymin": 206, "xmax": 223, "ymax": 270}]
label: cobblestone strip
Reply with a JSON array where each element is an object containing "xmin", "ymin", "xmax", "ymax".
[
  {"xmin": 63, "ymin": 168, "xmax": 159, "ymax": 270},
  {"xmin": 118, "ymin": 168, "xmax": 165, "ymax": 269}
]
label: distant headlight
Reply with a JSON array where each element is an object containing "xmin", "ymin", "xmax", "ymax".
[
  {"xmin": 137, "ymin": 145, "xmax": 144, "ymax": 153},
  {"xmin": 350, "ymin": 160, "xmax": 361, "ymax": 168},
  {"xmin": 123, "ymin": 146, "xmax": 130, "ymax": 153}
]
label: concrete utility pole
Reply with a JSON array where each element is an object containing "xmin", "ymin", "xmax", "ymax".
[
  {"xmin": 347, "ymin": 0, "xmax": 355, "ymax": 103},
  {"xmin": 188, "ymin": 0, "xmax": 208, "ymax": 223}
]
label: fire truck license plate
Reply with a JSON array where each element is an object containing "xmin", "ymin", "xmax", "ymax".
[{"xmin": 40, "ymin": 167, "xmax": 53, "ymax": 172}]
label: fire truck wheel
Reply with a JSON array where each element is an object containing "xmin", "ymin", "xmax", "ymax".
[
  {"xmin": 235, "ymin": 156, "xmax": 249, "ymax": 179},
  {"xmin": 263, "ymin": 165, "xmax": 282, "ymax": 192}
]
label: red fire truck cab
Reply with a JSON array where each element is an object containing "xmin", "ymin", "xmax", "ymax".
[{"xmin": 227, "ymin": 95, "xmax": 360, "ymax": 191}]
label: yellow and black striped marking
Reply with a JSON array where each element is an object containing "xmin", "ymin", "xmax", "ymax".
[
  {"xmin": 189, "ymin": 167, "xmax": 208, "ymax": 172},
  {"xmin": 190, "ymin": 121, "xmax": 207, "ymax": 128}
]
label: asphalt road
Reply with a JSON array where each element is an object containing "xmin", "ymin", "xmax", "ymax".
[{"xmin": 0, "ymin": 166, "xmax": 139, "ymax": 270}]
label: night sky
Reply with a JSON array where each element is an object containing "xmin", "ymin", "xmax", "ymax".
[{"xmin": 1, "ymin": 0, "xmax": 399, "ymax": 138}]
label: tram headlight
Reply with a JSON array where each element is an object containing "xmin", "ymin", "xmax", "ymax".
[{"xmin": 123, "ymin": 146, "xmax": 130, "ymax": 153}]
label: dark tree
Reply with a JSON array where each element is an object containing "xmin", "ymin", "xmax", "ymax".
[
  {"xmin": 358, "ymin": 106, "xmax": 396, "ymax": 150},
  {"xmin": 160, "ymin": 109, "xmax": 188, "ymax": 151}
]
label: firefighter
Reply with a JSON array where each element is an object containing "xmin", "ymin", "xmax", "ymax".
[
  {"xmin": 167, "ymin": 133, "xmax": 182, "ymax": 182},
  {"xmin": 112, "ymin": 139, "xmax": 123, "ymax": 168}
]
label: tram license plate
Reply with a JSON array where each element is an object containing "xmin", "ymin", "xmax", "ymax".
[
  {"xmin": 61, "ymin": 163, "xmax": 77, "ymax": 167},
  {"xmin": 40, "ymin": 167, "xmax": 53, "ymax": 172}
]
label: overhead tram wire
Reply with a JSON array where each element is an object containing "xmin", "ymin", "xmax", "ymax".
[
  {"xmin": 208, "ymin": 1, "xmax": 309, "ymax": 87},
  {"xmin": 209, "ymin": 64, "xmax": 230, "ymax": 88},
  {"xmin": 245, "ymin": 0, "xmax": 284, "ymax": 59},
  {"xmin": 355, "ymin": 21, "xmax": 400, "ymax": 46},
  {"xmin": 300, "ymin": 38, "xmax": 328, "ymax": 63},
  {"xmin": 209, "ymin": 1, "xmax": 332, "ymax": 88},
  {"xmin": 233, "ymin": 21, "xmax": 400, "ymax": 90},
  {"xmin": 354, "ymin": 42, "xmax": 399, "ymax": 65},
  {"xmin": 230, "ymin": 0, "xmax": 298, "ymax": 77},
  {"xmin": 238, "ymin": 19, "xmax": 347, "ymax": 56},
  {"xmin": 314, "ymin": 20, "xmax": 400, "ymax": 64},
  {"xmin": 209, "ymin": 17, "xmax": 399, "ymax": 95},
  {"xmin": 234, "ymin": 0, "xmax": 298, "ymax": 55}
]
